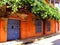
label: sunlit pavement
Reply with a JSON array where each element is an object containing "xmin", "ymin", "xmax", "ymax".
[
  {"xmin": 0, "ymin": 33, "xmax": 60, "ymax": 45},
  {"xmin": 28, "ymin": 34, "xmax": 60, "ymax": 45},
  {"xmin": 0, "ymin": 41, "xmax": 23, "ymax": 45}
]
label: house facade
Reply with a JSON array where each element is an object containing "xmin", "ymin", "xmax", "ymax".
[
  {"xmin": 46, "ymin": 0, "xmax": 60, "ymax": 32},
  {"xmin": 0, "ymin": 0, "xmax": 58, "ymax": 42}
]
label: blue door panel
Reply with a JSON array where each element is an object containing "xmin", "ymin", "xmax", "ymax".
[{"xmin": 7, "ymin": 19, "xmax": 20, "ymax": 40}]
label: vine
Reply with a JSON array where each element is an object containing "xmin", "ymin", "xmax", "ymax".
[{"xmin": 0, "ymin": 0, "xmax": 60, "ymax": 21}]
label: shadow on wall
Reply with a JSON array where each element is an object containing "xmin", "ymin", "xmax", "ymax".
[{"xmin": 52, "ymin": 39, "xmax": 60, "ymax": 45}]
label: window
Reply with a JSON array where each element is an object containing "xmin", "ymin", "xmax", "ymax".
[
  {"xmin": 36, "ymin": 20, "xmax": 42, "ymax": 33},
  {"xmin": 47, "ymin": 21, "xmax": 50, "ymax": 32}
]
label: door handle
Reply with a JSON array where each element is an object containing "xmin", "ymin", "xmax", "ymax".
[{"xmin": 12, "ymin": 26, "xmax": 14, "ymax": 29}]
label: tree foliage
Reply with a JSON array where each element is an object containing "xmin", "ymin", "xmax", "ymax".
[{"xmin": 0, "ymin": 0, "xmax": 60, "ymax": 21}]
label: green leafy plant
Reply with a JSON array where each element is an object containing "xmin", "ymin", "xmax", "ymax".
[{"xmin": 0, "ymin": 0, "xmax": 60, "ymax": 21}]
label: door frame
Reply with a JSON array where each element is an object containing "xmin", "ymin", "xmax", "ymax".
[{"xmin": 7, "ymin": 18, "xmax": 21, "ymax": 41}]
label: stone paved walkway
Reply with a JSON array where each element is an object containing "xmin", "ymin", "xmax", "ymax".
[
  {"xmin": 0, "ymin": 33, "xmax": 60, "ymax": 45},
  {"xmin": 28, "ymin": 34, "xmax": 60, "ymax": 45}
]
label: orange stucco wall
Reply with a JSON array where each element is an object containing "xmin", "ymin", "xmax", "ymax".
[
  {"xmin": 0, "ymin": 13, "xmax": 57, "ymax": 42},
  {"xmin": 0, "ymin": 19, "xmax": 7, "ymax": 42},
  {"xmin": 58, "ymin": 21, "xmax": 60, "ymax": 32},
  {"xmin": 21, "ymin": 13, "xmax": 43, "ymax": 39},
  {"xmin": 45, "ymin": 19, "xmax": 56, "ymax": 35},
  {"xmin": 21, "ymin": 20, "xmax": 43, "ymax": 39},
  {"xmin": 0, "ymin": 13, "xmax": 43, "ymax": 42}
]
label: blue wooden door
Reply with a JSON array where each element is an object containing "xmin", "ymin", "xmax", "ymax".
[
  {"xmin": 36, "ymin": 20, "xmax": 42, "ymax": 33},
  {"xmin": 7, "ymin": 19, "xmax": 20, "ymax": 40}
]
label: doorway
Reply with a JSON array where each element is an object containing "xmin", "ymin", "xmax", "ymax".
[{"xmin": 7, "ymin": 19, "xmax": 20, "ymax": 41}]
